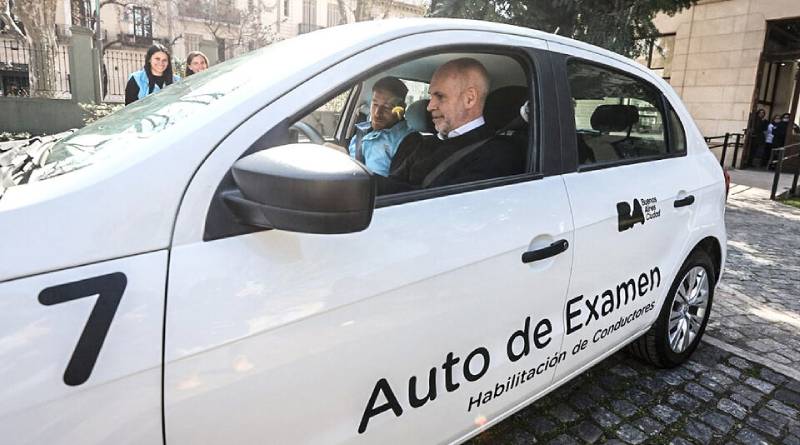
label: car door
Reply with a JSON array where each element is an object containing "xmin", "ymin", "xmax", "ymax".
[
  {"xmin": 546, "ymin": 45, "xmax": 706, "ymax": 382},
  {"xmin": 163, "ymin": 32, "xmax": 574, "ymax": 445},
  {"xmin": 0, "ymin": 254, "xmax": 166, "ymax": 445}
]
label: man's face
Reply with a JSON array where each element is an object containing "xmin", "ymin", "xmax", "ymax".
[
  {"xmin": 427, "ymin": 70, "xmax": 470, "ymax": 136},
  {"xmin": 370, "ymin": 89, "xmax": 401, "ymax": 130}
]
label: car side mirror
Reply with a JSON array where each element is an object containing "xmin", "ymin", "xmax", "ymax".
[{"xmin": 224, "ymin": 144, "xmax": 375, "ymax": 234}]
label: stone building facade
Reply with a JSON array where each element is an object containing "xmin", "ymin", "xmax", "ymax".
[{"xmin": 646, "ymin": 0, "xmax": 800, "ymax": 142}]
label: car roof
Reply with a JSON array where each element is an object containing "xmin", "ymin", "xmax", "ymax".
[{"xmin": 317, "ymin": 18, "xmax": 650, "ymax": 76}]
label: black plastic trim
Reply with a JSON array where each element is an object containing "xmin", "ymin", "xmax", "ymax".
[
  {"xmin": 674, "ymin": 195, "xmax": 695, "ymax": 208},
  {"xmin": 523, "ymin": 47, "xmax": 563, "ymax": 177},
  {"xmin": 521, "ymin": 239, "xmax": 569, "ymax": 263},
  {"xmin": 548, "ymin": 51, "xmax": 579, "ymax": 174}
]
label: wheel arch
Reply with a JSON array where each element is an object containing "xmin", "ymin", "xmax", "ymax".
[{"xmin": 694, "ymin": 236, "xmax": 722, "ymax": 282}]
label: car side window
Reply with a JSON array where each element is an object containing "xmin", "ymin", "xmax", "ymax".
[
  {"xmin": 284, "ymin": 51, "xmax": 534, "ymax": 196},
  {"xmin": 293, "ymin": 90, "xmax": 351, "ymax": 144},
  {"xmin": 567, "ymin": 61, "xmax": 668, "ymax": 166}
]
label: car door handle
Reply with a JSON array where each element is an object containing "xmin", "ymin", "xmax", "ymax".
[
  {"xmin": 522, "ymin": 239, "xmax": 569, "ymax": 264},
  {"xmin": 674, "ymin": 195, "xmax": 695, "ymax": 208}
]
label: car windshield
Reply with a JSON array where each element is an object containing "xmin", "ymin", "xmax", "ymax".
[
  {"xmin": 29, "ymin": 45, "xmax": 267, "ymax": 182},
  {"xmin": 14, "ymin": 27, "xmax": 370, "ymax": 185}
]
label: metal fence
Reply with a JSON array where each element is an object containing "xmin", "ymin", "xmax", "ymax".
[
  {"xmin": 0, "ymin": 40, "xmax": 71, "ymax": 98},
  {"xmin": 769, "ymin": 142, "xmax": 800, "ymax": 200},
  {"xmin": 705, "ymin": 132, "xmax": 744, "ymax": 169},
  {"xmin": 102, "ymin": 49, "xmax": 146, "ymax": 103}
]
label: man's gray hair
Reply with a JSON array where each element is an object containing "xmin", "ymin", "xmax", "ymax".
[{"xmin": 438, "ymin": 57, "xmax": 490, "ymax": 104}]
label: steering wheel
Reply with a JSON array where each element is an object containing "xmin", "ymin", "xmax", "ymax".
[{"xmin": 289, "ymin": 121, "xmax": 325, "ymax": 145}]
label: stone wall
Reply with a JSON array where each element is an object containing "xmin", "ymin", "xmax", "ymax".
[
  {"xmin": 0, "ymin": 97, "xmax": 85, "ymax": 135},
  {"xmin": 653, "ymin": 0, "xmax": 800, "ymax": 137}
]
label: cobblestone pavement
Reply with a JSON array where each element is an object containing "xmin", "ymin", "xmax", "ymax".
[
  {"xmin": 708, "ymin": 185, "xmax": 800, "ymax": 376},
  {"xmin": 467, "ymin": 186, "xmax": 800, "ymax": 444},
  {"xmin": 468, "ymin": 343, "xmax": 800, "ymax": 445}
]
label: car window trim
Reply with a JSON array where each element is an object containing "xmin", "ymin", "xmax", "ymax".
[
  {"xmin": 576, "ymin": 150, "xmax": 687, "ymax": 172},
  {"xmin": 376, "ymin": 172, "xmax": 545, "ymax": 208},
  {"xmin": 274, "ymin": 43, "xmax": 541, "ymax": 172},
  {"xmin": 204, "ymin": 41, "xmax": 545, "ymax": 242},
  {"xmin": 662, "ymin": 97, "xmax": 688, "ymax": 155},
  {"xmin": 336, "ymin": 84, "xmax": 361, "ymax": 145},
  {"xmin": 267, "ymin": 45, "xmax": 543, "ymax": 201}
]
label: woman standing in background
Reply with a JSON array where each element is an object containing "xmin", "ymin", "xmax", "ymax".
[
  {"xmin": 185, "ymin": 51, "xmax": 210, "ymax": 77},
  {"xmin": 125, "ymin": 44, "xmax": 180, "ymax": 105}
]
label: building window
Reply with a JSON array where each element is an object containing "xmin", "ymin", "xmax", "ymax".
[
  {"xmin": 71, "ymin": 0, "xmax": 93, "ymax": 27},
  {"xmin": 303, "ymin": 0, "xmax": 317, "ymax": 25},
  {"xmin": 639, "ymin": 34, "xmax": 675, "ymax": 80},
  {"xmin": 132, "ymin": 6, "xmax": 153, "ymax": 39},
  {"xmin": 283, "ymin": 0, "xmax": 290, "ymax": 17},
  {"xmin": 185, "ymin": 33, "xmax": 200, "ymax": 52},
  {"xmin": 327, "ymin": 2, "xmax": 341, "ymax": 27}
]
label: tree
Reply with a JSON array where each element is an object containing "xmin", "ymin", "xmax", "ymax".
[
  {"xmin": 428, "ymin": 0, "xmax": 696, "ymax": 57},
  {"xmin": 183, "ymin": 0, "xmax": 276, "ymax": 62},
  {"xmin": 0, "ymin": 0, "xmax": 59, "ymax": 96},
  {"xmin": 335, "ymin": 0, "xmax": 401, "ymax": 24}
]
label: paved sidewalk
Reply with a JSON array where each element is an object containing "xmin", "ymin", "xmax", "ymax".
[{"xmin": 728, "ymin": 169, "xmax": 796, "ymax": 194}]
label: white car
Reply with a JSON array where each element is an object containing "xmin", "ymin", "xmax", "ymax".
[{"xmin": 0, "ymin": 19, "xmax": 726, "ymax": 445}]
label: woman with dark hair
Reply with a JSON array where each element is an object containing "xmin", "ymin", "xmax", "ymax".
[
  {"xmin": 125, "ymin": 43, "xmax": 180, "ymax": 105},
  {"xmin": 185, "ymin": 51, "xmax": 209, "ymax": 77}
]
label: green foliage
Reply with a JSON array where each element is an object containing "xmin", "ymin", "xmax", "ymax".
[
  {"xmin": 78, "ymin": 102, "xmax": 124, "ymax": 126},
  {"xmin": 428, "ymin": 0, "xmax": 696, "ymax": 57},
  {"xmin": 780, "ymin": 196, "xmax": 800, "ymax": 208}
]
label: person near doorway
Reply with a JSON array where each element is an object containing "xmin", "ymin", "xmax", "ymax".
[
  {"xmin": 765, "ymin": 114, "xmax": 782, "ymax": 169},
  {"xmin": 773, "ymin": 113, "xmax": 791, "ymax": 150},
  {"xmin": 125, "ymin": 44, "xmax": 180, "ymax": 105},
  {"xmin": 748, "ymin": 108, "xmax": 768, "ymax": 167}
]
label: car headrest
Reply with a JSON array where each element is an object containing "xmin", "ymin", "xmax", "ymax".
[
  {"xmin": 405, "ymin": 99, "xmax": 433, "ymax": 132},
  {"xmin": 590, "ymin": 105, "xmax": 639, "ymax": 132},
  {"xmin": 484, "ymin": 86, "xmax": 529, "ymax": 131}
]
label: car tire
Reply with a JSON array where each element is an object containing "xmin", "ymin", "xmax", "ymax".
[{"xmin": 628, "ymin": 249, "xmax": 716, "ymax": 368}]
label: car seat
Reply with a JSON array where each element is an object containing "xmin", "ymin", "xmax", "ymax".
[
  {"xmin": 583, "ymin": 104, "xmax": 639, "ymax": 162},
  {"xmin": 483, "ymin": 85, "xmax": 529, "ymax": 167},
  {"xmin": 390, "ymin": 99, "xmax": 433, "ymax": 175}
]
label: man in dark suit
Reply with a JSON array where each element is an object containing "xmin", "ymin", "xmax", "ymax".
[{"xmin": 380, "ymin": 58, "xmax": 524, "ymax": 193}]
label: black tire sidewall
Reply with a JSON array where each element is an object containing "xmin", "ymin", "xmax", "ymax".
[{"xmin": 652, "ymin": 250, "xmax": 716, "ymax": 367}]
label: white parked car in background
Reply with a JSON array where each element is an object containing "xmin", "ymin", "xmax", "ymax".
[{"xmin": 0, "ymin": 19, "xmax": 726, "ymax": 445}]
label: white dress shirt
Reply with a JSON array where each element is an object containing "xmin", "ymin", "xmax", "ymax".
[{"xmin": 438, "ymin": 116, "xmax": 485, "ymax": 140}]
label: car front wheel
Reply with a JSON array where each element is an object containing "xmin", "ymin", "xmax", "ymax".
[{"xmin": 628, "ymin": 249, "xmax": 716, "ymax": 368}]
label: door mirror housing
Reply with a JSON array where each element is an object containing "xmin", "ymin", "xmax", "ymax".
[{"xmin": 225, "ymin": 144, "xmax": 375, "ymax": 234}]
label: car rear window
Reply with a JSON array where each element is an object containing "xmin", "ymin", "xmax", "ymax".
[{"xmin": 567, "ymin": 61, "xmax": 668, "ymax": 166}]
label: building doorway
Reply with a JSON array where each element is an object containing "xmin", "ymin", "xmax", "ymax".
[{"xmin": 747, "ymin": 18, "xmax": 800, "ymax": 169}]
